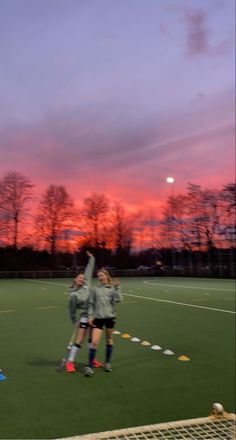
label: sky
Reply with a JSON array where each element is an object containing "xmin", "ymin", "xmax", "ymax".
[{"xmin": 0, "ymin": 0, "xmax": 235, "ymax": 210}]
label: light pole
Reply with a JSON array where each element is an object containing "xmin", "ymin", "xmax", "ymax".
[
  {"xmin": 166, "ymin": 177, "xmax": 175, "ymax": 196},
  {"xmin": 166, "ymin": 177, "xmax": 175, "ymax": 269}
]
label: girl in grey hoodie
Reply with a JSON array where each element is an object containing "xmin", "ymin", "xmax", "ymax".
[
  {"xmin": 85, "ymin": 268, "xmax": 122, "ymax": 376},
  {"xmin": 65, "ymin": 251, "xmax": 102, "ymax": 372}
]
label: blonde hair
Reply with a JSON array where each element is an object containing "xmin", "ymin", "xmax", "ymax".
[{"xmin": 98, "ymin": 268, "xmax": 113, "ymax": 287}]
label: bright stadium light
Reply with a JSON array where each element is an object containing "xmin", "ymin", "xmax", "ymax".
[
  {"xmin": 166, "ymin": 177, "xmax": 175, "ymax": 197},
  {"xmin": 166, "ymin": 176, "xmax": 175, "ymax": 269},
  {"xmin": 166, "ymin": 177, "xmax": 175, "ymax": 183}
]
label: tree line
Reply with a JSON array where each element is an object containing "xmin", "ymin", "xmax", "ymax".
[{"xmin": 0, "ymin": 171, "xmax": 235, "ymax": 268}]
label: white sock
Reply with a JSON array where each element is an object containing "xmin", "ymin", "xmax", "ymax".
[{"xmin": 68, "ymin": 344, "xmax": 80, "ymax": 362}]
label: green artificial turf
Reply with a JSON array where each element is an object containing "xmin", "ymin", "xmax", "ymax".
[{"xmin": 0, "ymin": 277, "xmax": 235, "ymax": 439}]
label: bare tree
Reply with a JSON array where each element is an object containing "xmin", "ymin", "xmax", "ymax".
[
  {"xmin": 220, "ymin": 183, "xmax": 236, "ymax": 219},
  {"xmin": 36, "ymin": 185, "xmax": 73, "ymax": 255},
  {"xmin": 111, "ymin": 201, "xmax": 133, "ymax": 251},
  {"xmin": 185, "ymin": 183, "xmax": 207, "ymax": 249},
  {"xmin": 162, "ymin": 194, "xmax": 190, "ymax": 249},
  {"xmin": 130, "ymin": 210, "xmax": 146, "ymax": 250},
  {"xmin": 219, "ymin": 183, "xmax": 236, "ymax": 245},
  {"xmin": 0, "ymin": 209, "xmax": 9, "ymax": 246},
  {"xmin": 185, "ymin": 184, "xmax": 222, "ymax": 249},
  {"xmin": 0, "ymin": 171, "xmax": 34, "ymax": 248},
  {"xmin": 83, "ymin": 193, "xmax": 109, "ymax": 246},
  {"xmin": 201, "ymin": 189, "xmax": 221, "ymax": 246}
]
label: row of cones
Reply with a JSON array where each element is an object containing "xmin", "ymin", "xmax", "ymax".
[{"xmin": 113, "ymin": 331, "xmax": 190, "ymax": 361}]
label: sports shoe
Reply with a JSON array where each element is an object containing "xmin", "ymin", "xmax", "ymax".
[
  {"xmin": 92, "ymin": 359, "xmax": 103, "ymax": 368},
  {"xmin": 104, "ymin": 363, "xmax": 112, "ymax": 372},
  {"xmin": 65, "ymin": 361, "xmax": 76, "ymax": 373},
  {"xmin": 84, "ymin": 366, "xmax": 94, "ymax": 377}
]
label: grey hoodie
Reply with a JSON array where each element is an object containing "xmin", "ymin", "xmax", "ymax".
[
  {"xmin": 68, "ymin": 255, "xmax": 95, "ymax": 324},
  {"xmin": 88, "ymin": 284, "xmax": 122, "ymax": 320}
]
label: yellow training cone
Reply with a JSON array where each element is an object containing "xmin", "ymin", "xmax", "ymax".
[
  {"xmin": 141, "ymin": 340, "xmax": 151, "ymax": 346},
  {"xmin": 122, "ymin": 333, "xmax": 131, "ymax": 339},
  {"xmin": 178, "ymin": 355, "xmax": 190, "ymax": 361}
]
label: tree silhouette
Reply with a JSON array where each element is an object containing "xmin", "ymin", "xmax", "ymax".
[
  {"xmin": 0, "ymin": 171, "xmax": 34, "ymax": 248},
  {"xmin": 83, "ymin": 193, "xmax": 109, "ymax": 247},
  {"xmin": 35, "ymin": 185, "xmax": 73, "ymax": 255},
  {"xmin": 111, "ymin": 201, "xmax": 133, "ymax": 251}
]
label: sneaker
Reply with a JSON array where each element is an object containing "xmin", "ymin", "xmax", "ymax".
[
  {"xmin": 84, "ymin": 366, "xmax": 94, "ymax": 377},
  {"xmin": 65, "ymin": 361, "xmax": 76, "ymax": 373},
  {"xmin": 104, "ymin": 363, "xmax": 112, "ymax": 372},
  {"xmin": 92, "ymin": 359, "xmax": 103, "ymax": 368}
]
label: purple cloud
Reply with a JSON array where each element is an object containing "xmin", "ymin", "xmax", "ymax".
[
  {"xmin": 183, "ymin": 8, "xmax": 232, "ymax": 57},
  {"xmin": 185, "ymin": 10, "xmax": 209, "ymax": 56}
]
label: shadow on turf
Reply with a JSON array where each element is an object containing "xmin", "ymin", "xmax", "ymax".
[
  {"xmin": 28, "ymin": 352, "xmax": 156, "ymax": 372},
  {"xmin": 28, "ymin": 357, "xmax": 61, "ymax": 367},
  {"xmin": 28, "ymin": 357, "xmax": 88, "ymax": 371}
]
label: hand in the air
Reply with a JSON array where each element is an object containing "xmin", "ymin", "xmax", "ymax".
[{"xmin": 113, "ymin": 278, "xmax": 120, "ymax": 287}]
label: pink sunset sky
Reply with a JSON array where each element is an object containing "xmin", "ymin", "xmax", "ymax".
[{"xmin": 0, "ymin": 0, "xmax": 235, "ymax": 210}]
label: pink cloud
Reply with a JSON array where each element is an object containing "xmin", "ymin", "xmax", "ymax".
[{"xmin": 0, "ymin": 87, "xmax": 234, "ymax": 210}]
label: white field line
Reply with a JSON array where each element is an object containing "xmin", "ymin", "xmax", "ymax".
[
  {"xmin": 0, "ymin": 309, "xmax": 15, "ymax": 313},
  {"xmin": 25, "ymin": 278, "xmax": 235, "ymax": 292},
  {"xmin": 25, "ymin": 279, "xmax": 70, "ymax": 287},
  {"xmin": 25, "ymin": 279, "xmax": 235, "ymax": 315},
  {"xmin": 124, "ymin": 292, "xmax": 235, "ymax": 314},
  {"xmin": 26, "ymin": 278, "xmax": 235, "ymax": 294},
  {"xmin": 143, "ymin": 280, "xmax": 235, "ymax": 292},
  {"xmin": 36, "ymin": 306, "xmax": 59, "ymax": 310}
]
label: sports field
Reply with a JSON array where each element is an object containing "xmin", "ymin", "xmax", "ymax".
[{"xmin": 0, "ymin": 277, "xmax": 235, "ymax": 439}]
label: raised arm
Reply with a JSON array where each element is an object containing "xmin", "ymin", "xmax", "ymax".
[
  {"xmin": 84, "ymin": 251, "xmax": 95, "ymax": 289},
  {"xmin": 112, "ymin": 279, "xmax": 123, "ymax": 303},
  {"xmin": 87, "ymin": 289, "xmax": 96, "ymax": 324}
]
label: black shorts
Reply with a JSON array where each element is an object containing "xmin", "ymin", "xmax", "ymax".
[{"xmin": 93, "ymin": 317, "xmax": 116, "ymax": 330}]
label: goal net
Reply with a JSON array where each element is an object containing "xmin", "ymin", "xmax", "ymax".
[{"xmin": 57, "ymin": 411, "xmax": 235, "ymax": 440}]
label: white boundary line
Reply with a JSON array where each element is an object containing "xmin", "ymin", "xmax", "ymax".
[
  {"xmin": 36, "ymin": 306, "xmax": 59, "ymax": 310},
  {"xmin": 25, "ymin": 278, "xmax": 235, "ymax": 292},
  {"xmin": 25, "ymin": 279, "xmax": 235, "ymax": 315},
  {"xmin": 25, "ymin": 279, "xmax": 69, "ymax": 287},
  {"xmin": 124, "ymin": 292, "xmax": 235, "ymax": 314},
  {"xmin": 143, "ymin": 280, "xmax": 235, "ymax": 292}
]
